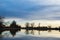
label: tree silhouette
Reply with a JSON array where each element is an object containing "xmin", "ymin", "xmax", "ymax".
[
  {"xmin": 31, "ymin": 23, "xmax": 34, "ymax": 28},
  {"xmin": 0, "ymin": 16, "xmax": 4, "ymax": 29},
  {"xmin": 48, "ymin": 25, "xmax": 51, "ymax": 32},
  {"xmin": 38, "ymin": 23, "xmax": 40, "ymax": 27},
  {"xmin": 59, "ymin": 26, "xmax": 60, "ymax": 32},
  {"xmin": 10, "ymin": 20, "xmax": 16, "ymax": 28},
  {"xmin": 25, "ymin": 22, "xmax": 30, "ymax": 28},
  {"xmin": 10, "ymin": 20, "xmax": 21, "ymax": 30},
  {"xmin": 48, "ymin": 25, "xmax": 51, "ymax": 28}
]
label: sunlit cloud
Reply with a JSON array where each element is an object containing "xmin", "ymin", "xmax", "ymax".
[
  {"xmin": 1, "ymin": 0, "xmax": 60, "ymax": 27},
  {"xmin": 4, "ymin": 18, "xmax": 60, "ymax": 27}
]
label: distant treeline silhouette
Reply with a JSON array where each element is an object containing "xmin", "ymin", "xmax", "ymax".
[
  {"xmin": 1, "ymin": 16, "xmax": 60, "ymax": 37},
  {"xmin": 0, "ymin": 16, "xmax": 60, "ymax": 31}
]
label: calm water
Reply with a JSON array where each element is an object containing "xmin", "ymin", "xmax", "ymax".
[{"xmin": 1, "ymin": 29, "xmax": 60, "ymax": 38}]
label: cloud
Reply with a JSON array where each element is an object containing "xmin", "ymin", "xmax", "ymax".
[
  {"xmin": 4, "ymin": 18, "xmax": 60, "ymax": 27},
  {"xmin": 25, "ymin": 5, "xmax": 60, "ymax": 20},
  {"xmin": 31, "ymin": 0, "xmax": 60, "ymax": 5},
  {"xmin": 0, "ymin": 0, "xmax": 37, "ymax": 18},
  {"xmin": 0, "ymin": 0, "xmax": 60, "ymax": 20}
]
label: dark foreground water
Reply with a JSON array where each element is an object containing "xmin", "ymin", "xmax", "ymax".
[
  {"xmin": 0, "ymin": 29, "xmax": 60, "ymax": 40},
  {"xmin": 0, "ymin": 36, "xmax": 60, "ymax": 40}
]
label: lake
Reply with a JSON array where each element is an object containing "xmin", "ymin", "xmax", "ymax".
[{"xmin": 0, "ymin": 29, "xmax": 60, "ymax": 40}]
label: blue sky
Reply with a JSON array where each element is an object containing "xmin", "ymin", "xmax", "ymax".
[{"xmin": 1, "ymin": 0, "xmax": 60, "ymax": 20}]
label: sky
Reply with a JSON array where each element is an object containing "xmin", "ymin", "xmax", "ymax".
[{"xmin": 1, "ymin": 0, "xmax": 60, "ymax": 27}]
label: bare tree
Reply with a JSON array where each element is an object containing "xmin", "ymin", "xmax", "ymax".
[
  {"xmin": 0, "ymin": 16, "xmax": 4, "ymax": 25},
  {"xmin": 38, "ymin": 23, "xmax": 40, "ymax": 27},
  {"xmin": 25, "ymin": 22, "xmax": 30, "ymax": 28},
  {"xmin": 31, "ymin": 23, "xmax": 34, "ymax": 27},
  {"xmin": 48, "ymin": 25, "xmax": 51, "ymax": 28}
]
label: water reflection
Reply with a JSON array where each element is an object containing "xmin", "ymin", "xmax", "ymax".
[
  {"xmin": 10, "ymin": 29, "xmax": 20, "ymax": 36},
  {"xmin": 25, "ymin": 29, "xmax": 34, "ymax": 35},
  {"xmin": 0, "ymin": 29, "xmax": 20, "ymax": 37},
  {"xmin": 1, "ymin": 16, "xmax": 60, "ymax": 38},
  {"xmin": 0, "ymin": 29, "xmax": 60, "ymax": 38}
]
